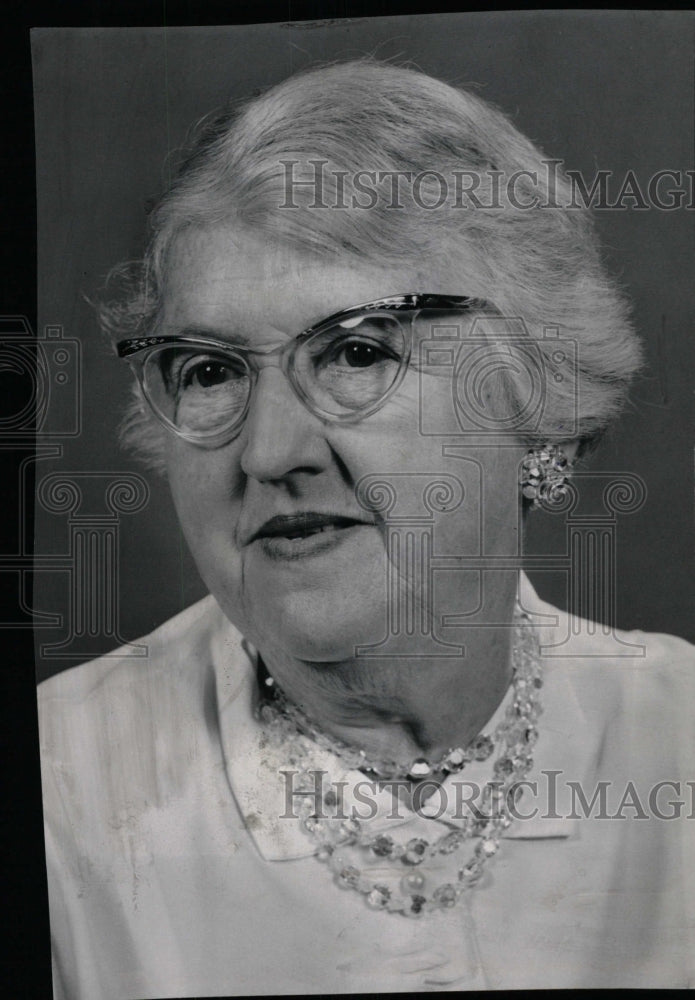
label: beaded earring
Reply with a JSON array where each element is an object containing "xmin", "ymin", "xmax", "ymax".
[{"xmin": 520, "ymin": 444, "xmax": 573, "ymax": 508}]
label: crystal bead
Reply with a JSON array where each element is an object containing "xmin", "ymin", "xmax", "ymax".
[
  {"xmin": 296, "ymin": 772, "xmax": 317, "ymax": 792},
  {"xmin": 408, "ymin": 758, "xmax": 432, "ymax": 779},
  {"xmin": 337, "ymin": 865, "xmax": 361, "ymax": 888},
  {"xmin": 459, "ymin": 861, "xmax": 483, "ymax": 884},
  {"xmin": 433, "ymin": 883, "xmax": 458, "ymax": 908},
  {"xmin": 323, "ymin": 789, "xmax": 338, "ymax": 808},
  {"xmin": 439, "ymin": 831, "xmax": 465, "ymax": 854},
  {"xmin": 340, "ymin": 817, "xmax": 361, "ymax": 839},
  {"xmin": 405, "ymin": 894, "xmax": 427, "ymax": 917},
  {"xmin": 442, "ymin": 748, "xmax": 467, "ymax": 772},
  {"xmin": 401, "ymin": 871, "xmax": 426, "ymax": 893},
  {"xmin": 303, "ymin": 814, "xmax": 321, "ymax": 833},
  {"xmin": 389, "ymin": 843, "xmax": 405, "ymax": 861},
  {"xmin": 522, "ymin": 484, "xmax": 538, "ymax": 499},
  {"xmin": 366, "ymin": 885, "xmax": 391, "ymax": 909},
  {"xmin": 483, "ymin": 782, "xmax": 505, "ymax": 802},
  {"xmin": 472, "ymin": 735, "xmax": 494, "ymax": 761},
  {"xmin": 476, "ymin": 838, "xmax": 498, "ymax": 858},
  {"xmin": 403, "ymin": 838, "xmax": 428, "ymax": 865},
  {"xmin": 315, "ymin": 844, "xmax": 333, "ymax": 862},
  {"xmin": 512, "ymin": 754, "xmax": 531, "ymax": 774},
  {"xmin": 494, "ymin": 757, "xmax": 514, "ymax": 777},
  {"xmin": 371, "ymin": 834, "xmax": 395, "ymax": 857},
  {"xmin": 505, "ymin": 723, "xmax": 526, "ymax": 743}
]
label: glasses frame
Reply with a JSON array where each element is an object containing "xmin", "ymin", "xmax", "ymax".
[{"xmin": 116, "ymin": 293, "xmax": 480, "ymax": 447}]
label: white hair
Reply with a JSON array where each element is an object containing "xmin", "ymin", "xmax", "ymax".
[{"xmin": 98, "ymin": 58, "xmax": 642, "ymax": 469}]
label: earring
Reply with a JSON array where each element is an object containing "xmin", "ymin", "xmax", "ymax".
[{"xmin": 520, "ymin": 445, "xmax": 573, "ymax": 508}]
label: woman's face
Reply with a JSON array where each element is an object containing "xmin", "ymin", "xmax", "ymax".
[{"xmin": 161, "ymin": 224, "xmax": 527, "ymax": 662}]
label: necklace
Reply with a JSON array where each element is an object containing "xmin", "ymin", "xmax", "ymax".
[
  {"xmin": 257, "ymin": 605, "xmax": 542, "ymax": 917},
  {"xmin": 262, "ymin": 670, "xmax": 496, "ymax": 781}
]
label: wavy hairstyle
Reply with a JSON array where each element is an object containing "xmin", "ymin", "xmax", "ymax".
[{"xmin": 99, "ymin": 58, "xmax": 642, "ymax": 470}]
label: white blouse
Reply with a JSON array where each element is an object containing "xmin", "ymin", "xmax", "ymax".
[{"xmin": 38, "ymin": 575, "xmax": 695, "ymax": 996}]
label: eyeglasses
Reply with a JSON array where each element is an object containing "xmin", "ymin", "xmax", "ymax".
[{"xmin": 117, "ymin": 293, "xmax": 482, "ymax": 448}]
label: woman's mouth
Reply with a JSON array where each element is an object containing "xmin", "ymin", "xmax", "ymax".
[{"xmin": 250, "ymin": 513, "xmax": 369, "ymax": 560}]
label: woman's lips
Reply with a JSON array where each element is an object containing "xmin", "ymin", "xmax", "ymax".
[{"xmin": 249, "ymin": 513, "xmax": 370, "ymax": 560}]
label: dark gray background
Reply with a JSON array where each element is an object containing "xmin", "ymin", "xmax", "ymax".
[{"xmin": 33, "ymin": 12, "xmax": 695, "ymax": 680}]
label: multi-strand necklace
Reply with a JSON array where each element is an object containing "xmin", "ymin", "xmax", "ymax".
[{"xmin": 257, "ymin": 605, "xmax": 542, "ymax": 917}]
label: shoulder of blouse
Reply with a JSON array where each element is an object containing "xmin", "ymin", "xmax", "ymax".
[{"xmin": 36, "ymin": 594, "xmax": 248, "ymax": 833}]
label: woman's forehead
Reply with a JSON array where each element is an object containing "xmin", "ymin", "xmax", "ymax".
[{"xmin": 161, "ymin": 224, "xmax": 423, "ymax": 339}]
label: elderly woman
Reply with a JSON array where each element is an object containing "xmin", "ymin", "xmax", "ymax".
[{"xmin": 38, "ymin": 59, "xmax": 694, "ymax": 997}]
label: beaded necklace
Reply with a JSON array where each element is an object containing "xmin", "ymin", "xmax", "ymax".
[
  {"xmin": 263, "ymin": 673, "xmax": 496, "ymax": 781},
  {"xmin": 256, "ymin": 605, "xmax": 542, "ymax": 917}
]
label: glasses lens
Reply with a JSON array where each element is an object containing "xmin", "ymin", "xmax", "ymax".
[
  {"xmin": 293, "ymin": 313, "xmax": 408, "ymax": 417},
  {"xmin": 143, "ymin": 345, "xmax": 251, "ymax": 438}
]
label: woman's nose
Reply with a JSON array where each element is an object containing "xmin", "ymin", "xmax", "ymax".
[{"xmin": 238, "ymin": 367, "xmax": 329, "ymax": 482}]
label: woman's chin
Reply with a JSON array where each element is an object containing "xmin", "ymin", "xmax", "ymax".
[{"xmin": 250, "ymin": 598, "xmax": 388, "ymax": 664}]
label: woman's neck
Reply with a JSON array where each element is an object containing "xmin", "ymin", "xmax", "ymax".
[{"xmin": 256, "ymin": 594, "xmax": 517, "ymax": 766}]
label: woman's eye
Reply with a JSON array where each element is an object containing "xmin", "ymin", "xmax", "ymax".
[
  {"xmin": 185, "ymin": 360, "xmax": 231, "ymax": 387},
  {"xmin": 178, "ymin": 355, "xmax": 244, "ymax": 389},
  {"xmin": 333, "ymin": 339, "xmax": 393, "ymax": 368},
  {"xmin": 339, "ymin": 341, "xmax": 381, "ymax": 368}
]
